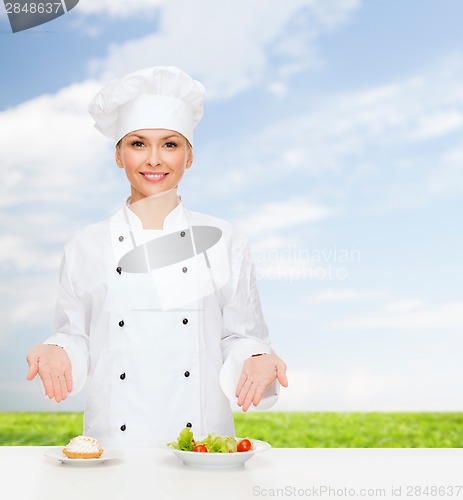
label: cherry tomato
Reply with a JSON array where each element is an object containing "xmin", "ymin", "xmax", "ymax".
[
  {"xmin": 237, "ymin": 439, "xmax": 252, "ymax": 452},
  {"xmin": 192, "ymin": 444, "xmax": 208, "ymax": 452}
]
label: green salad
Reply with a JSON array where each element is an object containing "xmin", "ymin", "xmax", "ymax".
[{"xmin": 168, "ymin": 427, "xmax": 253, "ymax": 453}]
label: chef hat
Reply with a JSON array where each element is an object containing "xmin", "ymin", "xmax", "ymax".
[{"xmin": 88, "ymin": 66, "xmax": 205, "ymax": 145}]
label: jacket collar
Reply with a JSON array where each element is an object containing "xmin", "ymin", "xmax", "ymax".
[{"xmin": 119, "ymin": 195, "xmax": 189, "ymax": 232}]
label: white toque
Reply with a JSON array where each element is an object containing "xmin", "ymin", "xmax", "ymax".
[{"xmin": 88, "ymin": 66, "xmax": 205, "ymax": 145}]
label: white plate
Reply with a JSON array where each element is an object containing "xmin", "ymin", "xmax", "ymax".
[
  {"xmin": 167, "ymin": 438, "xmax": 271, "ymax": 468},
  {"xmin": 44, "ymin": 447, "xmax": 123, "ymax": 466}
]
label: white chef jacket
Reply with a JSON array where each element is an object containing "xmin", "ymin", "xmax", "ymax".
[{"xmin": 44, "ymin": 200, "xmax": 276, "ymax": 448}]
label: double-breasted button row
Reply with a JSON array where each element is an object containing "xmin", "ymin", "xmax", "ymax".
[
  {"xmin": 117, "ymin": 237, "xmax": 124, "ymax": 277},
  {"xmin": 118, "ymin": 318, "xmax": 188, "ymax": 329},
  {"xmin": 117, "ymin": 231, "xmax": 127, "ymax": 437},
  {"xmin": 118, "ymin": 318, "xmax": 188, "ymax": 327},
  {"xmin": 179, "ymin": 228, "xmax": 188, "ymax": 272}
]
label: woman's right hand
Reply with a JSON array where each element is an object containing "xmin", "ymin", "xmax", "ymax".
[{"xmin": 26, "ymin": 344, "xmax": 73, "ymax": 403}]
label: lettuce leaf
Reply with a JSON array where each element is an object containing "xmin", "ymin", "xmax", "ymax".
[
  {"xmin": 168, "ymin": 427, "xmax": 194, "ymax": 451},
  {"xmin": 199, "ymin": 432, "xmax": 237, "ymax": 453},
  {"xmin": 167, "ymin": 428, "xmax": 241, "ymax": 453}
]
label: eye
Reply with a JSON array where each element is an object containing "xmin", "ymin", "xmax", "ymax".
[
  {"xmin": 164, "ymin": 141, "xmax": 178, "ymax": 149},
  {"xmin": 131, "ymin": 140, "xmax": 144, "ymax": 148}
]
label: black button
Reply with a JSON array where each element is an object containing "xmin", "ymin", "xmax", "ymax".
[
  {"xmin": 116, "ymin": 266, "xmax": 122, "ymax": 274},
  {"xmin": 118, "ymin": 320, "xmax": 124, "ymax": 327},
  {"xmin": 120, "ymin": 424, "xmax": 126, "ymax": 431},
  {"xmin": 118, "ymin": 236, "xmax": 124, "ymax": 242},
  {"xmin": 184, "ymin": 371, "xmax": 190, "ymax": 377},
  {"xmin": 186, "ymin": 422, "xmax": 192, "ymax": 428},
  {"xmin": 182, "ymin": 318, "xmax": 188, "ymax": 325},
  {"xmin": 182, "ymin": 267, "xmax": 188, "ymax": 273},
  {"xmin": 180, "ymin": 231, "xmax": 186, "ymax": 237},
  {"xmin": 120, "ymin": 373, "xmax": 126, "ymax": 380}
]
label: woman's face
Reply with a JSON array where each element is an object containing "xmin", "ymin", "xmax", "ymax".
[{"xmin": 115, "ymin": 128, "xmax": 193, "ymax": 203}]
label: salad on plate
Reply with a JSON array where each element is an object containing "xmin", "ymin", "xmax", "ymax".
[
  {"xmin": 166, "ymin": 427, "xmax": 270, "ymax": 468},
  {"xmin": 167, "ymin": 427, "xmax": 253, "ymax": 453}
]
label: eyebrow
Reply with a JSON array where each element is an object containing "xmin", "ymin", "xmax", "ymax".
[{"xmin": 127, "ymin": 133, "xmax": 180, "ymax": 141}]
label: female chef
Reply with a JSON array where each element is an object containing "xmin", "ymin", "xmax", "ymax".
[{"xmin": 26, "ymin": 66, "xmax": 288, "ymax": 448}]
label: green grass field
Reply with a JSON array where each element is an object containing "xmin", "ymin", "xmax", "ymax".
[{"xmin": 1, "ymin": 412, "xmax": 462, "ymax": 447}]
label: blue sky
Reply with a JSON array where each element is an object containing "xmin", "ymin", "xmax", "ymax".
[{"xmin": 1, "ymin": 0, "xmax": 462, "ymax": 412}]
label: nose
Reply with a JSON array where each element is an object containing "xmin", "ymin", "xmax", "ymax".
[{"xmin": 146, "ymin": 147, "xmax": 162, "ymax": 167}]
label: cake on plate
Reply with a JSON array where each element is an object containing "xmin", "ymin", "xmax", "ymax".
[{"xmin": 63, "ymin": 435, "xmax": 104, "ymax": 459}]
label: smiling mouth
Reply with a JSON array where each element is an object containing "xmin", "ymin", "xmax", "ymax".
[{"xmin": 141, "ymin": 172, "xmax": 168, "ymax": 182}]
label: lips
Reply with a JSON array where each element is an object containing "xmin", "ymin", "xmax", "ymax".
[{"xmin": 141, "ymin": 172, "xmax": 168, "ymax": 182}]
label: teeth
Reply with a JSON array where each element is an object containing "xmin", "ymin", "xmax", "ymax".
[{"xmin": 144, "ymin": 173, "xmax": 165, "ymax": 180}]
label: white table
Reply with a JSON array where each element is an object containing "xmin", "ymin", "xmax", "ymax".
[{"xmin": 1, "ymin": 447, "xmax": 462, "ymax": 500}]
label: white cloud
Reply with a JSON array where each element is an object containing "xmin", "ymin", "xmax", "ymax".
[
  {"xmin": 408, "ymin": 109, "xmax": 463, "ymax": 141},
  {"xmin": 0, "ymin": 234, "xmax": 61, "ymax": 273},
  {"xmin": 88, "ymin": 0, "xmax": 360, "ymax": 99},
  {"xmin": 308, "ymin": 0, "xmax": 360, "ymax": 30},
  {"xmin": 382, "ymin": 299, "xmax": 425, "ymax": 313},
  {"xmin": 307, "ymin": 289, "xmax": 392, "ymax": 303},
  {"xmin": 264, "ymin": 73, "xmax": 463, "ymax": 170},
  {"xmin": 426, "ymin": 144, "xmax": 463, "ymax": 198},
  {"xmin": 0, "ymin": 277, "xmax": 57, "ymax": 345},
  {"xmin": 227, "ymin": 55, "xmax": 463, "ymax": 212},
  {"xmin": 334, "ymin": 301, "xmax": 463, "ymax": 331},
  {"xmin": 213, "ymin": 199, "xmax": 339, "ymax": 283},
  {"xmin": 267, "ymin": 81, "xmax": 288, "ymax": 98},
  {"xmin": 0, "ymin": 379, "xmax": 88, "ymax": 411},
  {"xmin": 274, "ymin": 365, "xmax": 463, "ymax": 411},
  {"xmin": 234, "ymin": 199, "xmax": 332, "ymax": 237},
  {"xmin": 0, "ymin": 80, "xmax": 110, "ymax": 206},
  {"xmin": 76, "ymin": 0, "xmax": 164, "ymax": 18}
]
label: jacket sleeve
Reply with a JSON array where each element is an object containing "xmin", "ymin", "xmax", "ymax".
[
  {"xmin": 221, "ymin": 240, "xmax": 272, "ymax": 357},
  {"xmin": 219, "ymin": 238, "xmax": 279, "ymax": 409},
  {"xmin": 42, "ymin": 251, "xmax": 90, "ymax": 395}
]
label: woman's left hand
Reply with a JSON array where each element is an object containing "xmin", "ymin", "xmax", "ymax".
[{"xmin": 236, "ymin": 353, "xmax": 288, "ymax": 412}]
